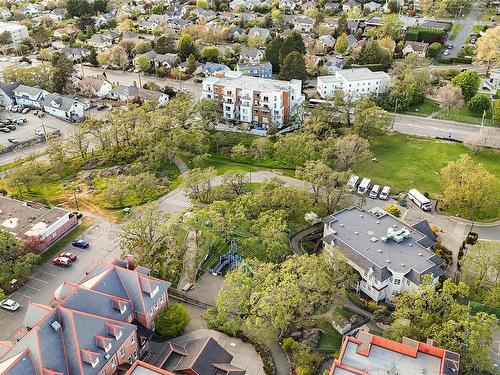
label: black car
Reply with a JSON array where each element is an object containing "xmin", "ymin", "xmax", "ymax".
[
  {"xmin": 0, "ymin": 128, "xmax": 10, "ymax": 133},
  {"xmin": 6, "ymin": 125, "xmax": 16, "ymax": 130},
  {"xmin": 72, "ymin": 239, "xmax": 89, "ymax": 249},
  {"xmin": 96, "ymin": 104, "xmax": 108, "ymax": 111},
  {"xmin": 7, "ymin": 138, "xmax": 18, "ymax": 143},
  {"xmin": 2, "ymin": 119, "xmax": 12, "ymax": 125}
]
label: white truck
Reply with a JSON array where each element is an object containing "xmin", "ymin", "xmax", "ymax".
[{"xmin": 357, "ymin": 178, "xmax": 371, "ymax": 194}]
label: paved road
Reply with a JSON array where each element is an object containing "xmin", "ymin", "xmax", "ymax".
[
  {"xmin": 0, "ymin": 214, "xmax": 120, "ymax": 340},
  {"xmin": 393, "ymin": 114, "xmax": 500, "ymax": 147},
  {"xmin": 76, "ymin": 65, "xmax": 202, "ymax": 99},
  {"xmin": 447, "ymin": 7, "xmax": 481, "ymax": 58}
]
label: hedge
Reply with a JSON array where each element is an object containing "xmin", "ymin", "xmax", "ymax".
[{"xmin": 405, "ymin": 27, "xmax": 445, "ymax": 43}]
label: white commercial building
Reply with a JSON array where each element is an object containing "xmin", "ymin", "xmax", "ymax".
[
  {"xmin": 0, "ymin": 21, "xmax": 29, "ymax": 45},
  {"xmin": 322, "ymin": 207, "xmax": 444, "ymax": 303},
  {"xmin": 317, "ymin": 68, "xmax": 390, "ymax": 100},
  {"xmin": 202, "ymin": 70, "xmax": 304, "ymax": 128}
]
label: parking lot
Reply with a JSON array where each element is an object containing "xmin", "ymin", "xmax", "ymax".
[
  {"xmin": 0, "ymin": 110, "xmax": 76, "ymax": 148},
  {"xmin": 0, "ymin": 217, "xmax": 120, "ymax": 340}
]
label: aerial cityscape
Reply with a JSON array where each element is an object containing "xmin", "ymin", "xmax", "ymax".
[{"xmin": 0, "ymin": 0, "xmax": 498, "ymax": 373}]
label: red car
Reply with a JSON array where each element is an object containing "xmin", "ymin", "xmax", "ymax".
[
  {"xmin": 52, "ymin": 256, "xmax": 71, "ymax": 267},
  {"xmin": 59, "ymin": 252, "xmax": 77, "ymax": 261}
]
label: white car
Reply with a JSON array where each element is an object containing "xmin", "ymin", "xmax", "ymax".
[
  {"xmin": 443, "ymin": 50, "xmax": 450, "ymax": 56},
  {"xmin": 0, "ymin": 299, "xmax": 21, "ymax": 311},
  {"xmin": 34, "ymin": 129, "xmax": 44, "ymax": 136}
]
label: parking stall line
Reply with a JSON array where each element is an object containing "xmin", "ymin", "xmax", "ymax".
[
  {"xmin": 23, "ymin": 285, "xmax": 40, "ymax": 291},
  {"xmin": 31, "ymin": 277, "xmax": 49, "ymax": 284},
  {"xmin": 0, "ymin": 309, "xmax": 13, "ymax": 316},
  {"xmin": 13, "ymin": 292, "xmax": 32, "ymax": 299},
  {"xmin": 40, "ymin": 270, "xmax": 57, "ymax": 276}
]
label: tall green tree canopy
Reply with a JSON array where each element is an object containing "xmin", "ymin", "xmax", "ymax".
[
  {"xmin": 451, "ymin": 70, "xmax": 480, "ymax": 102},
  {"xmin": 278, "ymin": 51, "xmax": 307, "ymax": 81}
]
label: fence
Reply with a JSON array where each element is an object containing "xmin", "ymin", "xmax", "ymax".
[
  {"xmin": 168, "ymin": 288, "xmax": 214, "ymax": 309},
  {"xmin": 0, "ymin": 129, "xmax": 61, "ymax": 156},
  {"xmin": 469, "ymin": 301, "xmax": 500, "ymax": 319}
]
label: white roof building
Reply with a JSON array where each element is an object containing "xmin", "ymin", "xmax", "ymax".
[
  {"xmin": 317, "ymin": 68, "xmax": 390, "ymax": 99},
  {"xmin": 0, "ymin": 21, "xmax": 28, "ymax": 45}
]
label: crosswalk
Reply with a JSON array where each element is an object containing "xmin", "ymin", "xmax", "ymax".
[{"xmin": 161, "ymin": 198, "xmax": 192, "ymax": 208}]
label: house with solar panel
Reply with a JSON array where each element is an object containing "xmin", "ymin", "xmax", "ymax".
[{"xmin": 322, "ymin": 207, "xmax": 445, "ymax": 302}]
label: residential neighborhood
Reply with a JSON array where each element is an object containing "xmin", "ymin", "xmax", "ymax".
[{"xmin": 0, "ymin": 0, "xmax": 498, "ymax": 373}]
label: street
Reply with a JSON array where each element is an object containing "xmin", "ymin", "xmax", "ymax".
[
  {"xmin": 447, "ymin": 7, "xmax": 481, "ymax": 58},
  {"xmin": 393, "ymin": 114, "xmax": 500, "ymax": 147},
  {"xmin": 0, "ymin": 215, "xmax": 120, "ymax": 340}
]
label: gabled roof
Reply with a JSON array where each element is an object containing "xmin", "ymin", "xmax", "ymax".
[
  {"xmin": 42, "ymin": 93, "xmax": 82, "ymax": 113},
  {"xmin": 404, "ymin": 41, "xmax": 429, "ymax": 53},
  {"xmin": 13, "ymin": 84, "xmax": 46, "ymax": 98},
  {"xmin": 0, "ymin": 81, "xmax": 21, "ymax": 98}
]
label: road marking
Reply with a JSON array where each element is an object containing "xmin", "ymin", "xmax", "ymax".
[
  {"xmin": 23, "ymin": 285, "xmax": 40, "ymax": 291},
  {"xmin": 13, "ymin": 292, "xmax": 32, "ymax": 299},
  {"xmin": 161, "ymin": 198, "xmax": 192, "ymax": 208},
  {"xmin": 0, "ymin": 310, "xmax": 13, "ymax": 316},
  {"xmin": 40, "ymin": 270, "xmax": 57, "ymax": 276},
  {"xmin": 30, "ymin": 277, "xmax": 48, "ymax": 284}
]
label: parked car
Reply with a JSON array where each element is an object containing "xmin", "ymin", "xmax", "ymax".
[
  {"xmin": 447, "ymin": 44, "xmax": 453, "ymax": 49},
  {"xmin": 96, "ymin": 104, "xmax": 108, "ymax": 111},
  {"xmin": 52, "ymin": 256, "xmax": 72, "ymax": 267},
  {"xmin": 379, "ymin": 186, "xmax": 391, "ymax": 200},
  {"xmin": 369, "ymin": 185, "xmax": 381, "ymax": 199},
  {"xmin": 59, "ymin": 252, "xmax": 77, "ymax": 261},
  {"xmin": 22, "ymin": 107, "xmax": 30, "ymax": 114},
  {"xmin": 6, "ymin": 125, "xmax": 16, "ymax": 130},
  {"xmin": 3, "ymin": 119, "xmax": 12, "ymax": 125},
  {"xmin": 34, "ymin": 129, "xmax": 44, "ymax": 136},
  {"xmin": 7, "ymin": 138, "xmax": 18, "ymax": 143},
  {"xmin": 0, "ymin": 127, "xmax": 10, "ymax": 133},
  {"xmin": 443, "ymin": 50, "xmax": 450, "ymax": 56},
  {"xmin": 0, "ymin": 299, "xmax": 21, "ymax": 311},
  {"xmin": 14, "ymin": 118, "xmax": 27, "ymax": 125},
  {"xmin": 72, "ymin": 239, "xmax": 89, "ymax": 249}
]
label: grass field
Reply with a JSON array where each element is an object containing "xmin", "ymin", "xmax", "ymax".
[
  {"xmin": 402, "ymin": 98, "xmax": 440, "ymax": 117},
  {"xmin": 478, "ymin": 9, "xmax": 500, "ymax": 21},
  {"xmin": 449, "ymin": 24, "xmax": 463, "ymax": 40},
  {"xmin": 208, "ymin": 154, "xmax": 295, "ymax": 176},
  {"xmin": 353, "ymin": 133, "xmax": 500, "ymax": 214},
  {"xmin": 316, "ymin": 319, "xmax": 343, "ymax": 353},
  {"xmin": 436, "ymin": 107, "xmax": 497, "ymax": 126}
]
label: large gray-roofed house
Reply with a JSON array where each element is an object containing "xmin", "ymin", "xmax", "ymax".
[
  {"xmin": 2, "ymin": 350, "xmax": 37, "ymax": 375},
  {"xmin": 322, "ymin": 207, "xmax": 444, "ymax": 302}
]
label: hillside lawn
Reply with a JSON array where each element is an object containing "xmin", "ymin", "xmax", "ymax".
[{"xmin": 353, "ymin": 133, "xmax": 500, "ymax": 220}]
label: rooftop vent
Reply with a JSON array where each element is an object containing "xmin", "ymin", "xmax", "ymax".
[
  {"xmin": 409, "ymin": 243, "xmax": 413, "ymax": 247},
  {"xmin": 370, "ymin": 237, "xmax": 378, "ymax": 243},
  {"xmin": 376, "ymin": 220, "xmax": 380, "ymax": 224},
  {"xmin": 354, "ymin": 231, "xmax": 359, "ymax": 235},
  {"xmin": 393, "ymin": 224, "xmax": 398, "ymax": 228},
  {"xmin": 386, "ymin": 260, "xmax": 390, "ymax": 263},
  {"xmin": 51, "ymin": 320, "xmax": 61, "ymax": 332},
  {"xmin": 377, "ymin": 249, "xmax": 382, "ymax": 253},
  {"xmin": 360, "ymin": 214, "xmax": 364, "ymax": 218},
  {"xmin": 419, "ymin": 253, "xmax": 422, "ymax": 256},
  {"xmin": 367, "ymin": 231, "xmax": 374, "ymax": 236},
  {"xmin": 401, "ymin": 263, "xmax": 405, "ymax": 267},
  {"xmin": 340, "ymin": 223, "xmax": 344, "ymax": 227}
]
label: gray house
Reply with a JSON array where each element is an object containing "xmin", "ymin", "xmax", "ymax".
[{"xmin": 237, "ymin": 61, "xmax": 272, "ymax": 79}]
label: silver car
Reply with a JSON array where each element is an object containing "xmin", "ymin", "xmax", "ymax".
[{"xmin": 1, "ymin": 299, "xmax": 21, "ymax": 311}]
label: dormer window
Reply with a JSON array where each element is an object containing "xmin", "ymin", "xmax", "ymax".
[
  {"xmin": 51, "ymin": 100, "xmax": 61, "ymax": 108},
  {"xmin": 120, "ymin": 304, "xmax": 127, "ymax": 314},
  {"xmin": 92, "ymin": 357, "xmax": 100, "ymax": 368},
  {"xmin": 150, "ymin": 285, "xmax": 159, "ymax": 298},
  {"xmin": 104, "ymin": 342, "xmax": 112, "ymax": 353},
  {"xmin": 115, "ymin": 330, "xmax": 122, "ymax": 340}
]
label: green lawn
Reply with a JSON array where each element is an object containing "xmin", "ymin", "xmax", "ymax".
[
  {"xmin": 402, "ymin": 98, "xmax": 439, "ymax": 117},
  {"xmin": 478, "ymin": 9, "xmax": 500, "ymax": 21},
  {"xmin": 315, "ymin": 319, "xmax": 343, "ymax": 353},
  {"xmin": 471, "ymin": 24, "xmax": 487, "ymax": 33},
  {"xmin": 353, "ymin": 133, "xmax": 500, "ymax": 214},
  {"xmin": 449, "ymin": 24, "xmax": 463, "ymax": 40},
  {"xmin": 208, "ymin": 155, "xmax": 296, "ymax": 177},
  {"xmin": 436, "ymin": 108, "xmax": 498, "ymax": 126}
]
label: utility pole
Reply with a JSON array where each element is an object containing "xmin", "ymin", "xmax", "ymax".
[
  {"xmin": 73, "ymin": 191, "xmax": 80, "ymax": 210},
  {"xmin": 40, "ymin": 117, "xmax": 48, "ymax": 142},
  {"xmin": 480, "ymin": 109, "xmax": 486, "ymax": 135},
  {"xmin": 391, "ymin": 98, "xmax": 398, "ymax": 130},
  {"xmin": 138, "ymin": 71, "xmax": 142, "ymax": 88}
]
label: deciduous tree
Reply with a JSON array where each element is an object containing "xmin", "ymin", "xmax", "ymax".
[
  {"xmin": 451, "ymin": 70, "xmax": 480, "ymax": 102},
  {"xmin": 334, "ymin": 33, "xmax": 348, "ymax": 54},
  {"xmin": 183, "ymin": 167, "xmax": 216, "ymax": 202},
  {"xmin": 473, "ymin": 26, "xmax": 500, "ymax": 74},
  {"xmin": 332, "ymin": 134, "xmax": 371, "ymax": 171},
  {"xmin": 435, "ymin": 83, "xmax": 463, "ymax": 115}
]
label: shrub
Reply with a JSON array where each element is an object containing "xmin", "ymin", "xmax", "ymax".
[
  {"xmin": 296, "ymin": 367, "xmax": 312, "ymax": 375},
  {"xmin": 467, "ymin": 93, "xmax": 491, "ymax": 115},
  {"xmin": 427, "ymin": 42, "xmax": 442, "ymax": 57},
  {"xmin": 384, "ymin": 204, "xmax": 401, "ymax": 217},
  {"xmin": 283, "ymin": 337, "xmax": 298, "ymax": 353},
  {"xmin": 430, "ymin": 224, "xmax": 440, "ymax": 233},
  {"xmin": 154, "ymin": 303, "xmax": 190, "ymax": 337}
]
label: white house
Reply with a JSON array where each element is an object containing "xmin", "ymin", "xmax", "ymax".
[
  {"xmin": 342, "ymin": 0, "xmax": 360, "ymax": 11},
  {"xmin": 239, "ymin": 47, "xmax": 264, "ymax": 63},
  {"xmin": 294, "ymin": 17, "xmax": 314, "ymax": 32},
  {"xmin": 317, "ymin": 68, "xmax": 390, "ymax": 99},
  {"xmin": 76, "ymin": 75, "xmax": 113, "ymax": 98},
  {"xmin": 322, "ymin": 207, "xmax": 443, "ymax": 303},
  {"xmin": 0, "ymin": 22, "xmax": 29, "ymax": 45},
  {"xmin": 108, "ymin": 85, "xmax": 169, "ymax": 106},
  {"xmin": 402, "ymin": 41, "xmax": 428, "ymax": 57},
  {"xmin": 13, "ymin": 85, "xmax": 47, "ymax": 107},
  {"xmin": 42, "ymin": 94, "xmax": 86, "ymax": 122},
  {"xmin": 202, "ymin": 70, "xmax": 304, "ymax": 128},
  {"xmin": 482, "ymin": 68, "xmax": 500, "ymax": 95}
]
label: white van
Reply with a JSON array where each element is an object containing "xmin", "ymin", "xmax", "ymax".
[
  {"xmin": 347, "ymin": 175, "xmax": 360, "ymax": 192},
  {"xmin": 379, "ymin": 186, "xmax": 390, "ymax": 200},
  {"xmin": 408, "ymin": 189, "xmax": 432, "ymax": 211},
  {"xmin": 369, "ymin": 185, "xmax": 381, "ymax": 199},
  {"xmin": 357, "ymin": 178, "xmax": 371, "ymax": 194}
]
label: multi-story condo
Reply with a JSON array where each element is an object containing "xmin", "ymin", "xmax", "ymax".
[
  {"xmin": 0, "ymin": 260, "xmax": 171, "ymax": 375},
  {"xmin": 202, "ymin": 70, "xmax": 304, "ymax": 128},
  {"xmin": 316, "ymin": 68, "xmax": 390, "ymax": 100},
  {"xmin": 0, "ymin": 22, "xmax": 28, "ymax": 45},
  {"xmin": 330, "ymin": 331, "xmax": 460, "ymax": 374},
  {"xmin": 236, "ymin": 61, "xmax": 272, "ymax": 79},
  {"xmin": 322, "ymin": 207, "xmax": 445, "ymax": 303}
]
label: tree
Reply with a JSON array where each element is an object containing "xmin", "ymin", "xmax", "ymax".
[
  {"xmin": 87, "ymin": 47, "xmax": 98, "ymax": 66},
  {"xmin": 379, "ymin": 14, "xmax": 403, "ymax": 40},
  {"xmin": 0, "ymin": 230, "xmax": 40, "ymax": 287},
  {"xmin": 186, "ymin": 54, "xmax": 197, "ymax": 74},
  {"xmin": 435, "ymin": 83, "xmax": 463, "ymax": 116},
  {"xmin": 336, "ymin": 13, "xmax": 349, "ymax": 36},
  {"xmin": 93, "ymin": 0, "xmax": 107, "ymax": 13},
  {"xmin": 427, "ymin": 42, "xmax": 442, "ymax": 57},
  {"xmin": 384, "ymin": 204, "xmax": 401, "ymax": 217},
  {"xmin": 108, "ymin": 45, "xmax": 128, "ymax": 69},
  {"xmin": 467, "ymin": 93, "xmax": 491, "ymax": 115},
  {"xmin": 332, "ymin": 134, "xmax": 371, "ymax": 171},
  {"xmin": 51, "ymin": 53, "xmax": 74, "ymax": 94},
  {"xmin": 460, "ymin": 241, "xmax": 500, "ymax": 299},
  {"xmin": 274, "ymin": 132, "xmax": 321, "ymax": 167},
  {"xmin": 452, "ymin": 70, "xmax": 480, "ymax": 102},
  {"xmin": 201, "ymin": 45, "xmax": 220, "ymax": 62},
  {"xmin": 231, "ymin": 144, "xmax": 248, "ymax": 160},
  {"xmin": 271, "ymin": 8, "xmax": 285, "ymax": 28},
  {"xmin": 183, "ymin": 167, "xmax": 216, "ymax": 202},
  {"xmin": 279, "ymin": 32, "xmax": 306, "ymax": 64},
  {"xmin": 31, "ymin": 26, "xmax": 51, "ymax": 47},
  {"xmin": 279, "ymin": 51, "xmax": 307, "ymax": 81},
  {"xmin": 334, "ymin": 33, "xmax": 348, "ymax": 54},
  {"xmin": 8, "ymin": 160, "xmax": 45, "ymax": 192},
  {"xmin": 247, "ymin": 34, "xmax": 267, "ymax": 48},
  {"xmin": 154, "ymin": 35, "xmax": 176, "ymax": 54},
  {"xmin": 133, "ymin": 41, "xmax": 152, "ymax": 55},
  {"xmin": 66, "ymin": 0, "xmax": 93, "ymax": 17},
  {"xmin": 473, "ymin": 26, "xmax": 500, "ymax": 74},
  {"xmin": 440, "ymin": 154, "xmax": 498, "ymax": 219},
  {"xmin": 250, "ymin": 137, "xmax": 273, "ymax": 161},
  {"xmin": 0, "ymin": 31, "xmax": 12, "ymax": 45},
  {"xmin": 155, "ymin": 303, "xmax": 190, "ymax": 337},
  {"xmin": 357, "ymin": 39, "xmax": 391, "ymax": 65},
  {"xmin": 117, "ymin": 19, "xmax": 133, "ymax": 33},
  {"xmin": 77, "ymin": 15, "xmax": 94, "ymax": 32},
  {"xmin": 378, "ymin": 36, "xmax": 395, "ymax": 52},
  {"xmin": 390, "ymin": 276, "xmax": 497, "ymax": 374},
  {"xmin": 177, "ymin": 33, "xmax": 198, "ymax": 61},
  {"xmin": 222, "ymin": 172, "xmax": 249, "ymax": 196},
  {"xmin": 493, "ymin": 100, "xmax": 500, "ymax": 122},
  {"xmin": 264, "ymin": 35, "xmax": 282, "ymax": 72},
  {"xmin": 129, "ymin": 172, "xmax": 160, "ymax": 203},
  {"xmin": 353, "ymin": 99, "xmax": 391, "ymax": 137},
  {"xmin": 136, "ymin": 54, "xmax": 151, "ymax": 72}
]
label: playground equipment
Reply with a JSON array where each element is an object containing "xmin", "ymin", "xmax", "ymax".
[{"xmin": 208, "ymin": 240, "xmax": 242, "ymax": 276}]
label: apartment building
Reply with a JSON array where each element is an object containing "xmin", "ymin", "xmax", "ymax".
[
  {"xmin": 0, "ymin": 22, "xmax": 28, "ymax": 45},
  {"xmin": 236, "ymin": 61, "xmax": 272, "ymax": 78},
  {"xmin": 316, "ymin": 68, "xmax": 390, "ymax": 99},
  {"xmin": 330, "ymin": 331, "xmax": 460, "ymax": 374},
  {"xmin": 202, "ymin": 70, "xmax": 304, "ymax": 128},
  {"xmin": 0, "ymin": 260, "xmax": 171, "ymax": 375},
  {"xmin": 322, "ymin": 207, "xmax": 445, "ymax": 303}
]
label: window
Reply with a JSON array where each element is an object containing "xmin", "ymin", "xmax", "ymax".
[
  {"xmin": 101, "ymin": 370, "xmax": 106, "ymax": 375},
  {"xmin": 104, "ymin": 342, "xmax": 112, "ymax": 353},
  {"xmin": 119, "ymin": 304, "xmax": 127, "ymax": 314},
  {"xmin": 111, "ymin": 358, "xmax": 116, "ymax": 369},
  {"xmin": 91, "ymin": 357, "xmax": 100, "ymax": 368},
  {"xmin": 291, "ymin": 96, "xmax": 294, "ymax": 100},
  {"xmin": 406, "ymin": 279, "xmax": 410, "ymax": 286},
  {"xmin": 131, "ymin": 337, "xmax": 135, "ymax": 345},
  {"xmin": 120, "ymin": 347, "xmax": 125, "ymax": 357},
  {"xmin": 394, "ymin": 279, "xmax": 401, "ymax": 285},
  {"xmin": 115, "ymin": 330, "xmax": 122, "ymax": 340},
  {"xmin": 150, "ymin": 285, "xmax": 159, "ymax": 298}
]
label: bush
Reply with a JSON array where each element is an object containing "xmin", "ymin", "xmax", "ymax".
[
  {"xmin": 467, "ymin": 93, "xmax": 491, "ymax": 115},
  {"xmin": 427, "ymin": 42, "xmax": 442, "ymax": 57},
  {"xmin": 283, "ymin": 337, "xmax": 298, "ymax": 353},
  {"xmin": 154, "ymin": 303, "xmax": 190, "ymax": 337},
  {"xmin": 384, "ymin": 204, "xmax": 401, "ymax": 217}
]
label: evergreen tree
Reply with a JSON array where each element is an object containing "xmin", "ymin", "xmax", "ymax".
[
  {"xmin": 51, "ymin": 53, "xmax": 74, "ymax": 94},
  {"xmin": 336, "ymin": 12, "xmax": 349, "ymax": 36},
  {"xmin": 279, "ymin": 51, "xmax": 307, "ymax": 81},
  {"xmin": 335, "ymin": 33, "xmax": 348, "ymax": 54},
  {"xmin": 177, "ymin": 34, "xmax": 198, "ymax": 61},
  {"xmin": 264, "ymin": 35, "xmax": 282, "ymax": 72}
]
